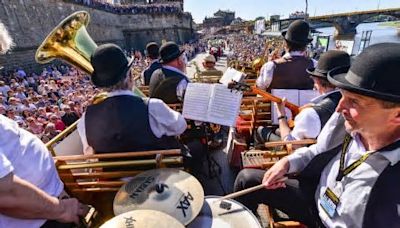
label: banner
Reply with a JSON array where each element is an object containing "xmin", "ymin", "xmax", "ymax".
[{"xmin": 254, "ymin": 19, "xmax": 266, "ymax": 35}]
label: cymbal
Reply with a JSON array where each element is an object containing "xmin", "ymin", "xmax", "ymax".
[
  {"xmin": 113, "ymin": 168, "xmax": 204, "ymax": 225},
  {"xmin": 100, "ymin": 210, "xmax": 184, "ymax": 228}
]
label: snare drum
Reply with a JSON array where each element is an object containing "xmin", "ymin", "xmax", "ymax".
[{"xmin": 187, "ymin": 196, "xmax": 262, "ymax": 228}]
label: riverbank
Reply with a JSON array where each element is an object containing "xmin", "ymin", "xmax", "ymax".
[{"xmin": 379, "ymin": 21, "xmax": 400, "ymax": 28}]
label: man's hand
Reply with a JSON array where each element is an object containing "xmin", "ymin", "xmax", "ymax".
[
  {"xmin": 274, "ymin": 98, "xmax": 287, "ymax": 117},
  {"xmin": 262, "ymin": 157, "xmax": 290, "ymax": 189},
  {"xmin": 56, "ymin": 198, "xmax": 89, "ymax": 224}
]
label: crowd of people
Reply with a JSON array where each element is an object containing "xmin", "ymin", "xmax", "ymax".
[
  {"xmin": 68, "ymin": 0, "xmax": 183, "ymax": 15},
  {"xmin": 0, "ymin": 42, "xmax": 203, "ymax": 143},
  {"xmin": 226, "ymin": 34, "xmax": 286, "ymax": 63}
]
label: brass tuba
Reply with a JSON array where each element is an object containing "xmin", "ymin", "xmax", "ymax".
[
  {"xmin": 35, "ymin": 11, "xmax": 96, "ymax": 74},
  {"xmin": 35, "ymin": 11, "xmax": 146, "ymax": 97}
]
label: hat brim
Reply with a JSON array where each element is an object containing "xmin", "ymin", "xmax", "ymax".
[
  {"xmin": 328, "ymin": 66, "xmax": 400, "ymax": 103},
  {"xmin": 92, "ymin": 57, "xmax": 134, "ymax": 88},
  {"xmin": 281, "ymin": 31, "xmax": 313, "ymax": 45},
  {"xmin": 307, "ymin": 67, "xmax": 328, "ymax": 78},
  {"xmin": 159, "ymin": 50, "xmax": 185, "ymax": 64}
]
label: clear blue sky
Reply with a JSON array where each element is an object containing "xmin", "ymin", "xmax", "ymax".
[{"xmin": 185, "ymin": 0, "xmax": 400, "ymax": 23}]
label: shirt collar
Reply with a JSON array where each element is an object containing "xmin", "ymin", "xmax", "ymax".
[
  {"xmin": 311, "ymin": 90, "xmax": 339, "ymax": 103},
  {"xmin": 352, "ymin": 133, "xmax": 400, "ymax": 166},
  {"xmin": 283, "ymin": 51, "xmax": 306, "ymax": 58},
  {"xmin": 162, "ymin": 65, "xmax": 187, "ymax": 77},
  {"xmin": 107, "ymin": 90, "xmax": 135, "ymax": 98}
]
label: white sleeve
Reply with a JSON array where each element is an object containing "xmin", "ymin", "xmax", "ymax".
[
  {"xmin": 256, "ymin": 61, "xmax": 275, "ymax": 90},
  {"xmin": 0, "ymin": 152, "xmax": 13, "ymax": 178},
  {"xmin": 176, "ymin": 79, "xmax": 188, "ymax": 101},
  {"xmin": 287, "ymin": 112, "xmax": 346, "ymax": 173},
  {"xmin": 77, "ymin": 114, "xmax": 94, "ymax": 155},
  {"xmin": 289, "ymin": 108, "xmax": 321, "ymax": 140},
  {"xmin": 148, "ymin": 98, "xmax": 187, "ymax": 138}
]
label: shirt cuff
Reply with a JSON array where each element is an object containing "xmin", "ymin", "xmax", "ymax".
[
  {"xmin": 0, "ymin": 153, "xmax": 14, "ymax": 179},
  {"xmin": 287, "ymin": 153, "xmax": 303, "ymax": 173}
]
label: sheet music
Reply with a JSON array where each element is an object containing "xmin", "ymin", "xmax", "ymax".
[
  {"xmin": 271, "ymin": 89, "xmax": 299, "ymax": 124},
  {"xmin": 208, "ymin": 84, "xmax": 243, "ymax": 127},
  {"xmin": 299, "ymin": 90, "xmax": 319, "ymax": 106},
  {"xmin": 219, "ymin": 67, "xmax": 245, "ymax": 86},
  {"xmin": 183, "ymin": 83, "xmax": 243, "ymax": 127},
  {"xmin": 270, "ymin": 89, "xmax": 320, "ymax": 124},
  {"xmin": 182, "ymin": 83, "xmax": 212, "ymax": 122}
]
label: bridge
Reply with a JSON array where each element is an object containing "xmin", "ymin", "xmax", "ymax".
[{"xmin": 274, "ymin": 8, "xmax": 400, "ymax": 37}]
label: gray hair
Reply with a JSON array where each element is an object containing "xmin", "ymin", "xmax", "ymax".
[
  {"xmin": 103, "ymin": 71, "xmax": 132, "ymax": 92},
  {"xmin": 0, "ymin": 21, "xmax": 14, "ymax": 54}
]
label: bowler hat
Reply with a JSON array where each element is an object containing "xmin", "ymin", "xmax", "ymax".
[
  {"xmin": 281, "ymin": 20, "xmax": 313, "ymax": 45},
  {"xmin": 307, "ymin": 50, "xmax": 350, "ymax": 78},
  {"xmin": 328, "ymin": 43, "xmax": 400, "ymax": 103},
  {"xmin": 146, "ymin": 42, "xmax": 159, "ymax": 59},
  {"xmin": 159, "ymin": 41, "xmax": 184, "ymax": 64},
  {"xmin": 91, "ymin": 43, "xmax": 134, "ymax": 88}
]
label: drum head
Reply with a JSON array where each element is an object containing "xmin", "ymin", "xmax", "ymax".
[{"xmin": 187, "ymin": 196, "xmax": 262, "ymax": 228}]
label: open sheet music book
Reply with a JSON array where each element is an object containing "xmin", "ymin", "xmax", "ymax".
[
  {"xmin": 271, "ymin": 89, "xmax": 320, "ymax": 125},
  {"xmin": 219, "ymin": 67, "xmax": 246, "ymax": 86},
  {"xmin": 183, "ymin": 83, "xmax": 243, "ymax": 127}
]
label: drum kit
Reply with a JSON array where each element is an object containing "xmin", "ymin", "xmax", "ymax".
[{"xmin": 102, "ymin": 168, "xmax": 262, "ymax": 228}]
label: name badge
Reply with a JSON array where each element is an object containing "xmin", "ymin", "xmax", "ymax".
[{"xmin": 320, "ymin": 187, "xmax": 340, "ymax": 218}]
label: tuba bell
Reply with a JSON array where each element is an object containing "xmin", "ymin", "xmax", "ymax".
[
  {"xmin": 35, "ymin": 11, "xmax": 146, "ymax": 97},
  {"xmin": 35, "ymin": 11, "xmax": 97, "ymax": 74}
]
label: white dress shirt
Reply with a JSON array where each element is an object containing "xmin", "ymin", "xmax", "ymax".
[
  {"xmin": 0, "ymin": 115, "xmax": 64, "ymax": 228},
  {"xmin": 287, "ymin": 112, "xmax": 400, "ymax": 227},
  {"xmin": 77, "ymin": 90, "xmax": 187, "ymax": 154},
  {"xmin": 316, "ymin": 134, "xmax": 399, "ymax": 227},
  {"xmin": 162, "ymin": 65, "xmax": 189, "ymax": 101},
  {"xmin": 256, "ymin": 51, "xmax": 318, "ymax": 90}
]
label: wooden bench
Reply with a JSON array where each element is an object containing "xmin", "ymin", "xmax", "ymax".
[{"xmin": 46, "ymin": 121, "xmax": 184, "ymax": 226}]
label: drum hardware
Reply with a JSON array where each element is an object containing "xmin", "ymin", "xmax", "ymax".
[
  {"xmin": 113, "ymin": 168, "xmax": 204, "ymax": 225},
  {"xmin": 187, "ymin": 196, "xmax": 262, "ymax": 228},
  {"xmin": 100, "ymin": 209, "xmax": 184, "ymax": 228}
]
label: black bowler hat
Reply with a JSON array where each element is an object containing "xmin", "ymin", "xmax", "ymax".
[
  {"xmin": 146, "ymin": 42, "xmax": 159, "ymax": 59},
  {"xmin": 159, "ymin": 41, "xmax": 184, "ymax": 64},
  {"xmin": 281, "ymin": 20, "xmax": 313, "ymax": 45},
  {"xmin": 91, "ymin": 43, "xmax": 134, "ymax": 88},
  {"xmin": 328, "ymin": 43, "xmax": 400, "ymax": 103},
  {"xmin": 307, "ymin": 50, "xmax": 350, "ymax": 78}
]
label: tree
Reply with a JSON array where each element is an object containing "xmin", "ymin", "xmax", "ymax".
[{"xmin": 255, "ymin": 16, "xmax": 265, "ymax": 21}]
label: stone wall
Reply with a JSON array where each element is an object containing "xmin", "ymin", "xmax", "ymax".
[{"xmin": 0, "ymin": 0, "xmax": 193, "ymax": 72}]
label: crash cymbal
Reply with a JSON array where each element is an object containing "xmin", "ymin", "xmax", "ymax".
[
  {"xmin": 113, "ymin": 168, "xmax": 204, "ymax": 225},
  {"xmin": 100, "ymin": 210, "xmax": 184, "ymax": 228}
]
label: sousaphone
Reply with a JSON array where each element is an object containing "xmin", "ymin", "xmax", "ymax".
[{"xmin": 35, "ymin": 11, "xmax": 145, "ymax": 97}]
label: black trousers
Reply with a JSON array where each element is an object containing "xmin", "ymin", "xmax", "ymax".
[
  {"xmin": 41, "ymin": 220, "xmax": 74, "ymax": 228},
  {"xmin": 233, "ymin": 169, "xmax": 323, "ymax": 228}
]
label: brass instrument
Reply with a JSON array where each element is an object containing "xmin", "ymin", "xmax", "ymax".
[{"xmin": 35, "ymin": 11, "xmax": 145, "ymax": 97}]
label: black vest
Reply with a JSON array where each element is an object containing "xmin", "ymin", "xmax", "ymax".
[
  {"xmin": 312, "ymin": 91, "xmax": 342, "ymax": 129},
  {"xmin": 298, "ymin": 138, "xmax": 400, "ymax": 228},
  {"xmin": 143, "ymin": 61, "xmax": 162, "ymax": 86},
  {"xmin": 149, "ymin": 67, "xmax": 189, "ymax": 104},
  {"xmin": 85, "ymin": 95, "xmax": 179, "ymax": 153},
  {"xmin": 269, "ymin": 56, "xmax": 314, "ymax": 89}
]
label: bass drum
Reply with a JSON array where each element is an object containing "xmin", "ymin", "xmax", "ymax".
[{"xmin": 187, "ymin": 196, "xmax": 262, "ymax": 228}]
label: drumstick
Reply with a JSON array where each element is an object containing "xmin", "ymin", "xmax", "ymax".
[{"xmin": 215, "ymin": 177, "xmax": 288, "ymax": 203}]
